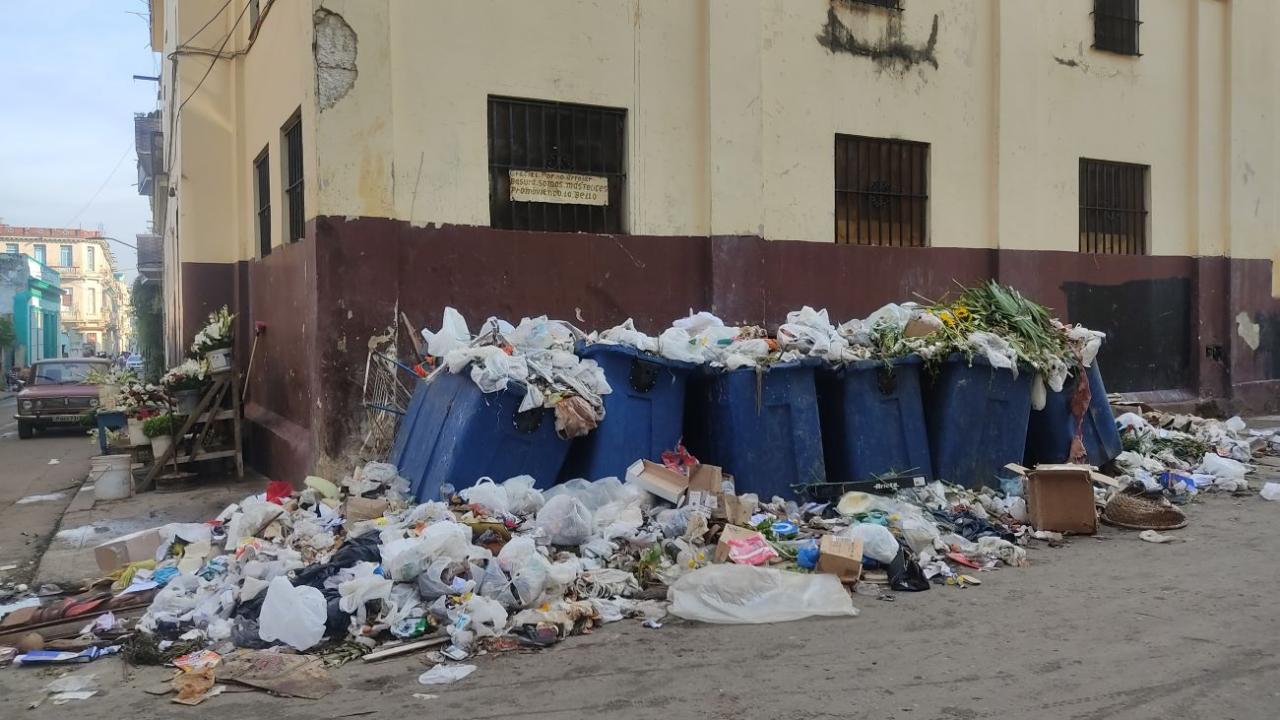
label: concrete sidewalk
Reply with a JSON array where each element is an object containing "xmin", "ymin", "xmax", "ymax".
[{"xmin": 34, "ymin": 471, "xmax": 265, "ymax": 585}]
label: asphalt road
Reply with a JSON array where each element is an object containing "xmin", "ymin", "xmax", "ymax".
[{"xmin": 0, "ymin": 395, "xmax": 96, "ymax": 584}]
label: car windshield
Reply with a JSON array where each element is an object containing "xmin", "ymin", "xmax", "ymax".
[{"xmin": 32, "ymin": 362, "xmax": 103, "ymax": 386}]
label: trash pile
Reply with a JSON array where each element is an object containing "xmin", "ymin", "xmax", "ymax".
[
  {"xmin": 423, "ymin": 309, "xmax": 612, "ymax": 438},
  {"xmin": 1114, "ymin": 410, "xmax": 1276, "ymax": 497},
  {"xmin": 2, "ymin": 449, "xmax": 1092, "ymax": 698}
]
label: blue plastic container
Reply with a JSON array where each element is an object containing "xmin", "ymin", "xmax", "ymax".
[
  {"xmin": 816, "ymin": 356, "xmax": 933, "ymax": 485},
  {"xmin": 390, "ymin": 370, "xmax": 570, "ymax": 502},
  {"xmin": 924, "ymin": 354, "xmax": 1033, "ymax": 489},
  {"xmin": 684, "ymin": 360, "xmax": 826, "ymax": 500},
  {"xmin": 1025, "ymin": 361, "xmax": 1121, "ymax": 467},
  {"xmin": 561, "ymin": 344, "xmax": 693, "ymax": 481}
]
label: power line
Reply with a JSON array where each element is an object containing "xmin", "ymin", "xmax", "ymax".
[
  {"xmin": 166, "ymin": 0, "xmax": 252, "ymax": 173},
  {"xmin": 178, "ymin": 0, "xmax": 234, "ymax": 49},
  {"xmin": 65, "ymin": 142, "xmax": 134, "ymax": 228}
]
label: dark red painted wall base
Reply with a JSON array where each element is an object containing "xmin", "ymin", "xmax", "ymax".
[{"xmin": 196, "ymin": 218, "xmax": 1279, "ymax": 483}]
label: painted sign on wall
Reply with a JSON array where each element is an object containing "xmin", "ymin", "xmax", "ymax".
[{"xmin": 509, "ymin": 170, "xmax": 609, "ymax": 206}]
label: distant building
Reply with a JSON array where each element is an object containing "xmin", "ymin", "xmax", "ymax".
[
  {"xmin": 0, "ymin": 225, "xmax": 127, "ymax": 356},
  {"xmin": 0, "ymin": 252, "xmax": 62, "ymax": 370}
]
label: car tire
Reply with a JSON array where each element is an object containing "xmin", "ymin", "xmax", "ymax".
[{"xmin": 18, "ymin": 421, "xmax": 34, "ymax": 439}]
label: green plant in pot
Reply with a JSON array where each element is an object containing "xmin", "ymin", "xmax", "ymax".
[{"xmin": 143, "ymin": 413, "xmax": 181, "ymax": 462}]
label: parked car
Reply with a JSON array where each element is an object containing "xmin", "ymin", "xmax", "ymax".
[
  {"xmin": 14, "ymin": 358, "xmax": 111, "ymax": 439},
  {"xmin": 126, "ymin": 354, "xmax": 144, "ymax": 372}
]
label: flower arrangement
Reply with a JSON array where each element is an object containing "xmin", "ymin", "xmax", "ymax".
[
  {"xmin": 191, "ymin": 306, "xmax": 235, "ymax": 355},
  {"xmin": 117, "ymin": 380, "xmax": 170, "ymax": 418},
  {"xmin": 83, "ymin": 366, "xmax": 138, "ymax": 387},
  {"xmin": 162, "ymin": 358, "xmax": 211, "ymax": 393}
]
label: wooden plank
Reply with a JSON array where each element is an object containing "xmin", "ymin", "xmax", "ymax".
[
  {"xmin": 143, "ymin": 377, "xmax": 225, "ymax": 487},
  {"xmin": 172, "ymin": 449, "xmax": 238, "ymax": 463},
  {"xmin": 360, "ymin": 635, "xmax": 449, "ymax": 662},
  {"xmin": 189, "ymin": 380, "xmax": 230, "ymax": 463},
  {"xmin": 231, "ymin": 372, "xmax": 244, "ymax": 477}
]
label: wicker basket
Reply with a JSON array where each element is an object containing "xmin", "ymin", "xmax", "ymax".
[{"xmin": 1100, "ymin": 490, "xmax": 1188, "ymax": 531}]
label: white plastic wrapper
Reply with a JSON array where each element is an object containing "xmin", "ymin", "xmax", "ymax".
[
  {"xmin": 668, "ymin": 564, "xmax": 858, "ymax": 624},
  {"xmin": 422, "ymin": 307, "xmax": 471, "ymax": 357},
  {"xmin": 258, "ymin": 576, "xmax": 327, "ymax": 650}
]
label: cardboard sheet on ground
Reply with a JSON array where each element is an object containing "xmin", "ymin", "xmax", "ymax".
[{"xmin": 218, "ymin": 650, "xmax": 338, "ymax": 699}]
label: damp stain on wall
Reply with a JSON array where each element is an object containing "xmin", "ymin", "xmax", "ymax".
[{"xmin": 817, "ymin": 4, "xmax": 939, "ymax": 74}]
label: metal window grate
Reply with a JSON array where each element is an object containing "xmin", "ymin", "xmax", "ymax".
[
  {"xmin": 488, "ymin": 96, "xmax": 626, "ymax": 234},
  {"xmin": 283, "ymin": 115, "xmax": 304, "ymax": 242},
  {"xmin": 1079, "ymin": 158, "xmax": 1148, "ymax": 255},
  {"xmin": 852, "ymin": 0, "xmax": 902, "ymax": 9},
  {"xmin": 1093, "ymin": 0, "xmax": 1141, "ymax": 56},
  {"xmin": 254, "ymin": 149, "xmax": 271, "ymax": 257},
  {"xmin": 834, "ymin": 134, "xmax": 929, "ymax": 247}
]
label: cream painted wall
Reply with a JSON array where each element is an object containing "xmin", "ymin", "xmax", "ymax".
[{"xmin": 160, "ymin": 0, "xmax": 1278, "ymax": 268}]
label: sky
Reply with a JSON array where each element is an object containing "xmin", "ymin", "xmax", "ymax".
[{"xmin": 0, "ymin": 0, "xmax": 159, "ymax": 281}]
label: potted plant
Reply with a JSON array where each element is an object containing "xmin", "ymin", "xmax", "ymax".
[
  {"xmin": 143, "ymin": 414, "xmax": 180, "ymax": 461},
  {"xmin": 192, "ymin": 306, "xmax": 235, "ymax": 372},
  {"xmin": 162, "ymin": 359, "xmax": 210, "ymax": 415},
  {"xmin": 118, "ymin": 381, "xmax": 170, "ymax": 446}
]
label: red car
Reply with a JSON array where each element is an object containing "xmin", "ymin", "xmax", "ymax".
[{"xmin": 15, "ymin": 358, "xmax": 110, "ymax": 439}]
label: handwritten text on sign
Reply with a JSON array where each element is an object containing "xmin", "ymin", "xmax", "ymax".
[{"xmin": 509, "ymin": 170, "xmax": 609, "ymax": 206}]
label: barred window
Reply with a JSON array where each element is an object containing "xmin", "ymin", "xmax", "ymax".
[
  {"xmin": 488, "ymin": 97, "xmax": 626, "ymax": 234},
  {"xmin": 852, "ymin": 0, "xmax": 902, "ymax": 9},
  {"xmin": 835, "ymin": 134, "xmax": 928, "ymax": 247},
  {"xmin": 1079, "ymin": 158, "xmax": 1148, "ymax": 255},
  {"xmin": 1093, "ymin": 0, "xmax": 1141, "ymax": 56},
  {"xmin": 254, "ymin": 148, "xmax": 271, "ymax": 257},
  {"xmin": 282, "ymin": 113, "xmax": 304, "ymax": 243}
]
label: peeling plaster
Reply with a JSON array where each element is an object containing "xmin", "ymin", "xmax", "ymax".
[
  {"xmin": 315, "ymin": 9, "xmax": 358, "ymax": 111},
  {"xmin": 1237, "ymin": 311, "xmax": 1261, "ymax": 350},
  {"xmin": 817, "ymin": 5, "xmax": 939, "ymax": 75}
]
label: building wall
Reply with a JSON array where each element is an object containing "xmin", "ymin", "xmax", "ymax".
[
  {"xmin": 149, "ymin": 0, "xmax": 1280, "ymax": 483},
  {"xmin": 0, "ymin": 228, "xmax": 123, "ymax": 357}
]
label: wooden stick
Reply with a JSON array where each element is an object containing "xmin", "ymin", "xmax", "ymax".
[{"xmin": 360, "ymin": 635, "xmax": 449, "ymax": 662}]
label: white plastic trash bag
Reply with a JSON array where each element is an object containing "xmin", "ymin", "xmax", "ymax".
[
  {"xmin": 536, "ymin": 495, "xmax": 594, "ymax": 546},
  {"xmin": 258, "ymin": 576, "xmax": 327, "ymax": 650},
  {"xmin": 668, "ymin": 564, "xmax": 858, "ymax": 624},
  {"xmin": 423, "ymin": 307, "xmax": 471, "ymax": 357},
  {"xmin": 502, "ymin": 475, "xmax": 545, "ymax": 515},
  {"xmin": 841, "ymin": 523, "xmax": 899, "ymax": 564},
  {"xmin": 460, "ymin": 478, "xmax": 510, "ymax": 515},
  {"xmin": 1260, "ymin": 482, "xmax": 1280, "ymax": 501}
]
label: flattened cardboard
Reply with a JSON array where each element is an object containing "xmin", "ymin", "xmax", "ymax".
[
  {"xmin": 343, "ymin": 496, "xmax": 391, "ymax": 522},
  {"xmin": 94, "ymin": 527, "xmax": 164, "ymax": 573},
  {"xmin": 1026, "ymin": 465, "xmax": 1097, "ymax": 535},
  {"xmin": 714, "ymin": 525, "xmax": 759, "ymax": 563},
  {"xmin": 626, "ymin": 459, "xmax": 689, "ymax": 504},
  {"xmin": 816, "ymin": 535, "xmax": 863, "ymax": 584}
]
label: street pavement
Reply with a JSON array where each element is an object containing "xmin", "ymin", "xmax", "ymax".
[{"xmin": 0, "ymin": 395, "xmax": 96, "ymax": 585}]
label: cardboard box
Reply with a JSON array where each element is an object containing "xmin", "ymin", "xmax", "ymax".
[
  {"xmin": 816, "ymin": 534, "xmax": 864, "ymax": 584},
  {"xmin": 626, "ymin": 459, "xmax": 690, "ymax": 504},
  {"xmin": 1026, "ymin": 464, "xmax": 1097, "ymax": 535},
  {"xmin": 685, "ymin": 464, "xmax": 723, "ymax": 514},
  {"xmin": 94, "ymin": 527, "xmax": 164, "ymax": 573},
  {"xmin": 343, "ymin": 496, "xmax": 391, "ymax": 522},
  {"xmin": 721, "ymin": 492, "xmax": 756, "ymax": 526},
  {"xmin": 715, "ymin": 525, "xmax": 760, "ymax": 563}
]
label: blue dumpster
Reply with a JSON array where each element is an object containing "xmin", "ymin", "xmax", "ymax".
[
  {"xmin": 684, "ymin": 360, "xmax": 826, "ymax": 500},
  {"xmin": 561, "ymin": 344, "xmax": 694, "ymax": 481},
  {"xmin": 1025, "ymin": 361, "xmax": 1121, "ymax": 467},
  {"xmin": 390, "ymin": 370, "xmax": 570, "ymax": 502},
  {"xmin": 924, "ymin": 354, "xmax": 1033, "ymax": 489},
  {"xmin": 816, "ymin": 356, "xmax": 933, "ymax": 485}
]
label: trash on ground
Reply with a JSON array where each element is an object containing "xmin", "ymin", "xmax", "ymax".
[{"xmin": 417, "ymin": 663, "xmax": 477, "ymax": 685}]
